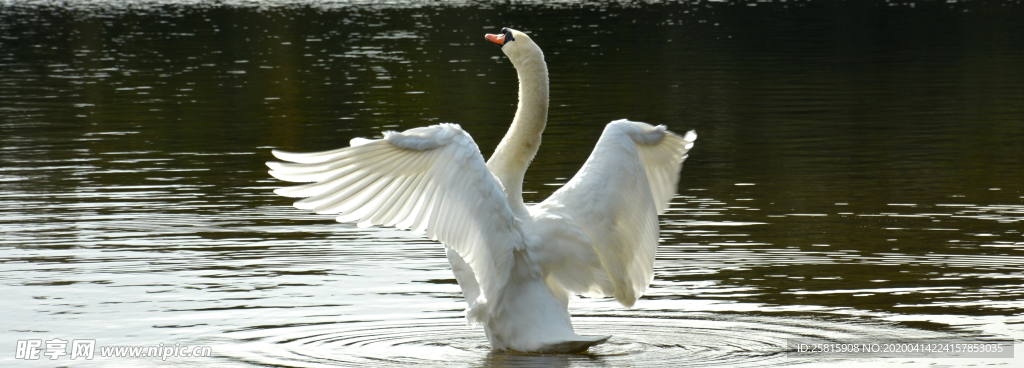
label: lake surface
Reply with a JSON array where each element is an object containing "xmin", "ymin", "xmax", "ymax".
[{"xmin": 2, "ymin": 0, "xmax": 1023, "ymax": 366}]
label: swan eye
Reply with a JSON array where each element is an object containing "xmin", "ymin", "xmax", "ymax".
[{"xmin": 500, "ymin": 28, "xmax": 515, "ymax": 44}]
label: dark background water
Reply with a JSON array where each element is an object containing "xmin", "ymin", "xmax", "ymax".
[{"xmin": 1, "ymin": 1, "xmax": 1022, "ymax": 366}]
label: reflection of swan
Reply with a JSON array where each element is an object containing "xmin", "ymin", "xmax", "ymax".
[
  {"xmin": 267, "ymin": 28, "xmax": 696, "ymax": 354},
  {"xmin": 484, "ymin": 349, "xmax": 603, "ymax": 368}
]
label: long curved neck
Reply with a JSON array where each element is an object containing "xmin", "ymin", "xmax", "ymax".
[{"xmin": 486, "ymin": 49, "xmax": 548, "ymax": 216}]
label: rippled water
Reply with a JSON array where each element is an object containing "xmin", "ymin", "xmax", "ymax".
[{"xmin": 2, "ymin": 0, "xmax": 1023, "ymax": 366}]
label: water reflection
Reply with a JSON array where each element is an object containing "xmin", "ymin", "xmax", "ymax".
[{"xmin": 2, "ymin": 0, "xmax": 1023, "ymax": 366}]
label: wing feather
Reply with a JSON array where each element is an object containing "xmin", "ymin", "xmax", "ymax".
[
  {"xmin": 371, "ymin": 175, "xmax": 416, "ymax": 225},
  {"xmin": 269, "ymin": 123, "xmax": 522, "ymax": 315},
  {"xmin": 391, "ymin": 172, "xmax": 430, "ymax": 228},
  {"xmin": 541, "ymin": 119, "xmax": 696, "ymax": 307}
]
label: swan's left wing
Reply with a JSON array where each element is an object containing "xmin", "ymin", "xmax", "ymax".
[
  {"xmin": 267, "ymin": 124, "xmax": 522, "ymax": 317},
  {"xmin": 542, "ymin": 119, "xmax": 696, "ymax": 307}
]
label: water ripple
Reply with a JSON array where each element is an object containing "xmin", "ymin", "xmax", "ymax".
[{"xmin": 215, "ymin": 312, "xmax": 952, "ymax": 368}]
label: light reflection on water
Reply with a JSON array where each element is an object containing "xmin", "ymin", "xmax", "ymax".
[{"xmin": 2, "ymin": 0, "xmax": 1024, "ymax": 366}]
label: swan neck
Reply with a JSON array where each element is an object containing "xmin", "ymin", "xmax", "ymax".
[{"xmin": 487, "ymin": 50, "xmax": 548, "ymax": 215}]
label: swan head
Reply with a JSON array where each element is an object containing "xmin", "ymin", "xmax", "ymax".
[{"xmin": 485, "ymin": 27, "xmax": 544, "ymax": 67}]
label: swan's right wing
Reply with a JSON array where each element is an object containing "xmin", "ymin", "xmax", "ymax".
[
  {"xmin": 542, "ymin": 119, "xmax": 695, "ymax": 307},
  {"xmin": 267, "ymin": 124, "xmax": 523, "ymax": 316}
]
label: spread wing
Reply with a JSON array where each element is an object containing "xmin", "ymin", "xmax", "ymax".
[
  {"xmin": 542, "ymin": 119, "xmax": 696, "ymax": 307},
  {"xmin": 267, "ymin": 123, "xmax": 523, "ymax": 314}
]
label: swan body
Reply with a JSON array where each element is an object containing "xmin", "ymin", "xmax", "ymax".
[{"xmin": 268, "ymin": 28, "xmax": 696, "ymax": 354}]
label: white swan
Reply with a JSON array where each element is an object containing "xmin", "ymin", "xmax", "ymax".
[{"xmin": 267, "ymin": 28, "xmax": 696, "ymax": 354}]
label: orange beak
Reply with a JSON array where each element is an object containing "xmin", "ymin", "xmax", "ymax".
[{"xmin": 485, "ymin": 33, "xmax": 505, "ymax": 46}]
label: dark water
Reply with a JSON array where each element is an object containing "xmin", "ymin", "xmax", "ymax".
[{"xmin": 2, "ymin": 0, "xmax": 1023, "ymax": 366}]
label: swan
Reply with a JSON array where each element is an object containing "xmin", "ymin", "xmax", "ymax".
[{"xmin": 267, "ymin": 27, "xmax": 696, "ymax": 354}]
